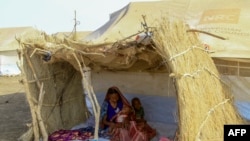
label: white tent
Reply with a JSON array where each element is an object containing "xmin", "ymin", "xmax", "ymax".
[
  {"xmin": 0, "ymin": 27, "xmax": 37, "ymax": 76},
  {"xmin": 0, "ymin": 27, "xmax": 91, "ymax": 76},
  {"xmin": 85, "ymin": 0, "xmax": 250, "ymax": 60}
]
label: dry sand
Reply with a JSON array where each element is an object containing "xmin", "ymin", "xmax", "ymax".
[
  {"xmin": 0, "ymin": 76, "xmax": 31, "ymax": 141},
  {"xmin": 0, "ymin": 76, "xmax": 25, "ymax": 96}
]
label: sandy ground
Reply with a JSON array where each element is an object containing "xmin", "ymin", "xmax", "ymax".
[
  {"xmin": 0, "ymin": 76, "xmax": 25, "ymax": 96},
  {"xmin": 0, "ymin": 76, "xmax": 31, "ymax": 141}
]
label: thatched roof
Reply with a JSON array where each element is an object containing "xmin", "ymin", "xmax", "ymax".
[{"xmin": 18, "ymin": 31, "xmax": 167, "ymax": 73}]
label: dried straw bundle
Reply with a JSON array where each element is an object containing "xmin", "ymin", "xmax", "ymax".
[{"xmin": 152, "ymin": 17, "xmax": 245, "ymax": 141}]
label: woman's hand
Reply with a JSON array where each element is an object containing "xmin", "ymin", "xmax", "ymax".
[
  {"xmin": 109, "ymin": 122, "xmax": 116, "ymax": 128},
  {"xmin": 113, "ymin": 122, "xmax": 124, "ymax": 128},
  {"xmin": 115, "ymin": 123, "xmax": 122, "ymax": 128}
]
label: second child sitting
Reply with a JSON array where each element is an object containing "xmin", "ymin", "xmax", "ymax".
[
  {"xmin": 131, "ymin": 97, "xmax": 157, "ymax": 140},
  {"xmin": 131, "ymin": 97, "xmax": 146, "ymax": 131},
  {"xmin": 131, "ymin": 97, "xmax": 145, "ymax": 122}
]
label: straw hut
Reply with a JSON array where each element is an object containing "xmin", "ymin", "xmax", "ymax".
[{"xmin": 17, "ymin": 0, "xmax": 250, "ymax": 141}]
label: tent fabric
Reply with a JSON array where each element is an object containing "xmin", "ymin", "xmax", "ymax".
[
  {"xmin": 0, "ymin": 51, "xmax": 21, "ymax": 75},
  {"xmin": 84, "ymin": 0, "xmax": 250, "ymax": 59},
  {"xmin": 0, "ymin": 27, "xmax": 35, "ymax": 51},
  {"xmin": 221, "ymin": 75, "xmax": 250, "ymax": 101},
  {"xmin": 0, "ymin": 27, "xmax": 40, "ymax": 75},
  {"xmin": 0, "ymin": 27, "xmax": 91, "ymax": 76}
]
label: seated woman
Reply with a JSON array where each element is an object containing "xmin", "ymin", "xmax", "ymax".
[
  {"xmin": 100, "ymin": 86, "xmax": 131, "ymax": 141},
  {"xmin": 100, "ymin": 87, "xmax": 156, "ymax": 141}
]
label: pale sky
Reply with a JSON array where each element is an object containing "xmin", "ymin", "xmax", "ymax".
[{"xmin": 0, "ymin": 0, "xmax": 158, "ymax": 34}]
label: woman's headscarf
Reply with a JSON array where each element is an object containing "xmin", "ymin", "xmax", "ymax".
[
  {"xmin": 104, "ymin": 86, "xmax": 130, "ymax": 106},
  {"xmin": 100, "ymin": 86, "xmax": 131, "ymax": 127}
]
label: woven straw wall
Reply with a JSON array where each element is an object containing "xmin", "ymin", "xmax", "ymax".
[
  {"xmin": 21, "ymin": 48, "xmax": 89, "ymax": 140},
  {"xmin": 152, "ymin": 18, "xmax": 245, "ymax": 141}
]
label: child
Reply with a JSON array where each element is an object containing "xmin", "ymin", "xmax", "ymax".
[
  {"xmin": 115, "ymin": 105, "xmax": 131, "ymax": 123},
  {"xmin": 109, "ymin": 105, "xmax": 131, "ymax": 135},
  {"xmin": 131, "ymin": 97, "xmax": 145, "ymax": 122},
  {"xmin": 131, "ymin": 97, "xmax": 157, "ymax": 140}
]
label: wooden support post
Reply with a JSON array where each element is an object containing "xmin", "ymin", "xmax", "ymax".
[
  {"xmin": 36, "ymin": 83, "xmax": 48, "ymax": 141},
  {"xmin": 73, "ymin": 53, "xmax": 100, "ymax": 140},
  {"xmin": 24, "ymin": 51, "xmax": 40, "ymax": 141},
  {"xmin": 24, "ymin": 49, "xmax": 48, "ymax": 141}
]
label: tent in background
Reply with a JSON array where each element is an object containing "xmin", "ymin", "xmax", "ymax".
[
  {"xmin": 0, "ymin": 27, "xmax": 91, "ymax": 76},
  {"xmin": 85, "ymin": 0, "xmax": 250, "ymax": 59},
  {"xmin": 0, "ymin": 27, "xmax": 36, "ymax": 76},
  {"xmin": 53, "ymin": 31, "xmax": 92, "ymax": 41}
]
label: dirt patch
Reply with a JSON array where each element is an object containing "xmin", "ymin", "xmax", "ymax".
[
  {"xmin": 0, "ymin": 76, "xmax": 25, "ymax": 96},
  {"xmin": 0, "ymin": 76, "xmax": 31, "ymax": 141}
]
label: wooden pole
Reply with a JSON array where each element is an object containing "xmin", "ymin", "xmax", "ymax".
[
  {"xmin": 24, "ymin": 51, "xmax": 40, "ymax": 141},
  {"xmin": 36, "ymin": 83, "xmax": 48, "ymax": 141},
  {"xmin": 24, "ymin": 49, "xmax": 48, "ymax": 141},
  {"xmin": 73, "ymin": 53, "xmax": 100, "ymax": 140}
]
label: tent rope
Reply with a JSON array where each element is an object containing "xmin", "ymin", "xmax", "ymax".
[
  {"xmin": 195, "ymin": 98, "xmax": 231, "ymax": 141},
  {"xmin": 169, "ymin": 45, "xmax": 206, "ymax": 61}
]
